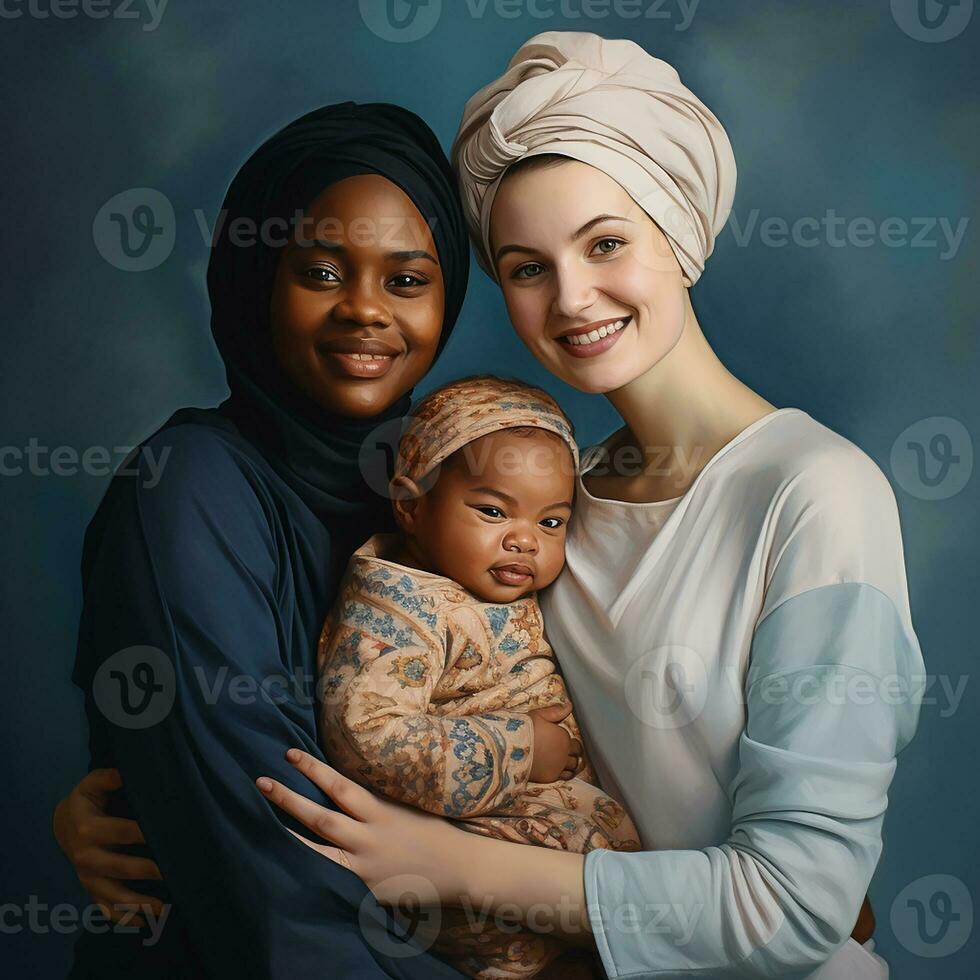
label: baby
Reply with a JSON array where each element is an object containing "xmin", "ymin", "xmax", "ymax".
[{"xmin": 317, "ymin": 375, "xmax": 640, "ymax": 979}]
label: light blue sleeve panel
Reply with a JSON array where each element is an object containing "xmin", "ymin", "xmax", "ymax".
[{"xmin": 584, "ymin": 582, "xmax": 923, "ymax": 979}]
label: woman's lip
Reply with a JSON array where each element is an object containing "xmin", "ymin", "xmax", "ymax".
[
  {"xmin": 323, "ymin": 351, "xmax": 397, "ymax": 379},
  {"xmin": 490, "ymin": 567, "xmax": 533, "ymax": 586},
  {"xmin": 556, "ymin": 319, "xmax": 630, "ymax": 358}
]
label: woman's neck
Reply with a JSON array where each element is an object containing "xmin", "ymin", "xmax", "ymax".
[{"xmin": 598, "ymin": 298, "xmax": 777, "ymax": 501}]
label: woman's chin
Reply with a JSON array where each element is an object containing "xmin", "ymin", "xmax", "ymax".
[
  {"xmin": 554, "ymin": 361, "xmax": 644, "ymax": 395},
  {"xmin": 303, "ymin": 380, "xmax": 400, "ymax": 419}
]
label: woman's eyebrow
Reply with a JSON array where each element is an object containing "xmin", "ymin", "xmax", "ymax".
[
  {"xmin": 296, "ymin": 240, "xmax": 436, "ymax": 264},
  {"xmin": 292, "ymin": 238, "xmax": 345, "ymax": 252},
  {"xmin": 385, "ymin": 249, "xmax": 438, "ymax": 263},
  {"xmin": 495, "ymin": 213, "xmax": 635, "ymax": 262},
  {"xmin": 571, "ymin": 214, "xmax": 634, "ymax": 240}
]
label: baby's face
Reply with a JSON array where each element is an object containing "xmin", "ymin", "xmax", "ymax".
[{"xmin": 407, "ymin": 428, "xmax": 576, "ymax": 602}]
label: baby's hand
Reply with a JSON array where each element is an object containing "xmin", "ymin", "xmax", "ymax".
[{"xmin": 528, "ymin": 702, "xmax": 583, "ymax": 783}]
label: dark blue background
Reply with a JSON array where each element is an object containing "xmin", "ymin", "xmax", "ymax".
[{"xmin": 1, "ymin": 1, "xmax": 977, "ymax": 976}]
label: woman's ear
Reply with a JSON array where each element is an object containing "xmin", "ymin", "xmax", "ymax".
[{"xmin": 390, "ymin": 476, "xmax": 424, "ymax": 531}]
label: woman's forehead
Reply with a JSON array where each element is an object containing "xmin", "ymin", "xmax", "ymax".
[
  {"xmin": 298, "ymin": 175, "xmax": 436, "ymax": 252},
  {"xmin": 491, "ymin": 161, "xmax": 636, "ymax": 240}
]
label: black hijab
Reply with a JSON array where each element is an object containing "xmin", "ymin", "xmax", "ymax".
[
  {"xmin": 81, "ymin": 99, "xmax": 470, "ymax": 607},
  {"xmin": 201, "ymin": 100, "xmax": 470, "ymax": 526}
]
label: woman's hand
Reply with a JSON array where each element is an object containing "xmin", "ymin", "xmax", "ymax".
[
  {"xmin": 53, "ymin": 768, "xmax": 163, "ymax": 926},
  {"xmin": 528, "ymin": 703, "xmax": 582, "ymax": 782},
  {"xmin": 257, "ymin": 749, "xmax": 473, "ymax": 909}
]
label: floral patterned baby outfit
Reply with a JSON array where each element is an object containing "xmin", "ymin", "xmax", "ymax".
[{"xmin": 318, "ymin": 532, "xmax": 641, "ymax": 979}]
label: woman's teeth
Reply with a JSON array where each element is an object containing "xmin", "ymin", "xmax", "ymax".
[
  {"xmin": 346, "ymin": 353, "xmax": 391, "ymax": 360},
  {"xmin": 563, "ymin": 319, "xmax": 628, "ymax": 346}
]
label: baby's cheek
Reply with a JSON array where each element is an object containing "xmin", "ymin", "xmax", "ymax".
[{"xmin": 538, "ymin": 543, "xmax": 568, "ymax": 588}]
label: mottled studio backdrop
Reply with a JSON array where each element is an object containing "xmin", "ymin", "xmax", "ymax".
[{"xmin": 1, "ymin": 1, "xmax": 977, "ymax": 976}]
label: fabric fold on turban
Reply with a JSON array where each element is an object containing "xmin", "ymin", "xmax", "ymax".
[{"xmin": 452, "ymin": 31, "xmax": 737, "ymax": 285}]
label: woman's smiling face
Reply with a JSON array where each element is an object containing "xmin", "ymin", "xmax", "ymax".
[
  {"xmin": 270, "ymin": 174, "xmax": 445, "ymax": 418},
  {"xmin": 489, "ymin": 158, "xmax": 688, "ymax": 394}
]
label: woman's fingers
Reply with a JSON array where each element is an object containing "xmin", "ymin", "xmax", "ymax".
[
  {"xmin": 79, "ymin": 875, "xmax": 164, "ymax": 926},
  {"xmin": 284, "ymin": 748, "xmax": 380, "ymax": 821},
  {"xmin": 256, "ymin": 774, "xmax": 362, "ymax": 850},
  {"xmin": 76, "ymin": 847, "xmax": 162, "ymax": 882},
  {"xmin": 79, "ymin": 767, "xmax": 123, "ymax": 799},
  {"xmin": 284, "ymin": 826, "xmax": 356, "ymax": 872},
  {"xmin": 87, "ymin": 816, "xmax": 147, "ymax": 847}
]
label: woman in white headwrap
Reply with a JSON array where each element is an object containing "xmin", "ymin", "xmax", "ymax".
[{"xmin": 260, "ymin": 33, "xmax": 922, "ymax": 980}]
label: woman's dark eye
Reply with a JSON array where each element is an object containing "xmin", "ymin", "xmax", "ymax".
[
  {"xmin": 477, "ymin": 506, "xmax": 505, "ymax": 519},
  {"xmin": 304, "ymin": 266, "xmax": 340, "ymax": 283},
  {"xmin": 540, "ymin": 517, "xmax": 564, "ymax": 529},
  {"xmin": 512, "ymin": 262, "xmax": 544, "ymax": 281},
  {"xmin": 591, "ymin": 238, "xmax": 624, "ymax": 256},
  {"xmin": 389, "ymin": 273, "xmax": 428, "ymax": 289}
]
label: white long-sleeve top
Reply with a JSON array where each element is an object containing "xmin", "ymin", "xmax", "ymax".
[{"xmin": 539, "ymin": 408, "xmax": 923, "ymax": 979}]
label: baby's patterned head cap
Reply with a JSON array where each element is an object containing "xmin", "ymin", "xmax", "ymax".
[{"xmin": 392, "ymin": 374, "xmax": 579, "ymax": 490}]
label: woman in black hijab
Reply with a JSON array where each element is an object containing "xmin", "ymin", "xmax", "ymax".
[{"xmin": 55, "ymin": 102, "xmax": 469, "ymax": 979}]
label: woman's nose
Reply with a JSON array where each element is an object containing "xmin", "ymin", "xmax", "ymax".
[
  {"xmin": 550, "ymin": 263, "xmax": 597, "ymax": 320},
  {"xmin": 331, "ymin": 276, "xmax": 393, "ymax": 328}
]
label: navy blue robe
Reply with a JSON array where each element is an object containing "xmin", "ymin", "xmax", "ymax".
[{"xmin": 70, "ymin": 413, "xmax": 466, "ymax": 979}]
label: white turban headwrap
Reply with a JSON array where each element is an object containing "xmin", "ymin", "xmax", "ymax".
[{"xmin": 452, "ymin": 31, "xmax": 737, "ymax": 285}]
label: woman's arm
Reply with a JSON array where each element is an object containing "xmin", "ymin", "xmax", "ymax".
[
  {"xmin": 257, "ymin": 749, "xmax": 596, "ymax": 946},
  {"xmin": 264, "ymin": 581, "xmax": 918, "ymax": 976},
  {"xmin": 580, "ymin": 582, "xmax": 921, "ymax": 979}
]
